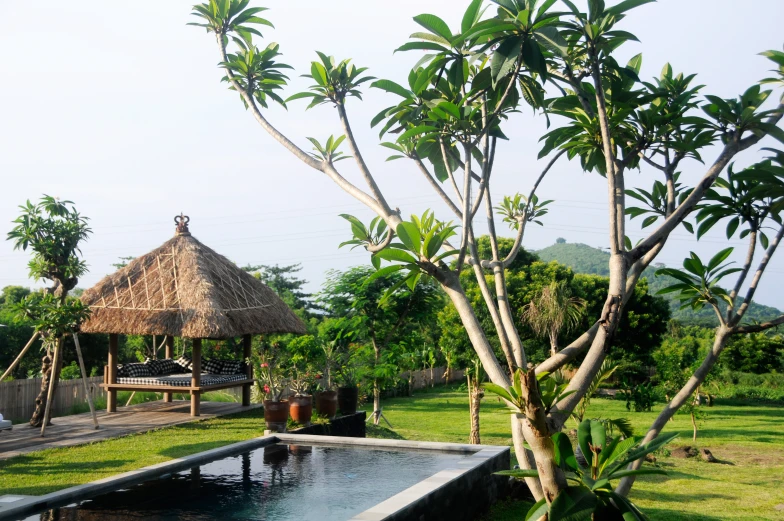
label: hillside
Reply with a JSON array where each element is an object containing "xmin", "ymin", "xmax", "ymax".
[{"xmin": 535, "ymin": 240, "xmax": 782, "ymax": 326}]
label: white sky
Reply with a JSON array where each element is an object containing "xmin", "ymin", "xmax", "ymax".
[{"xmin": 1, "ymin": 0, "xmax": 783, "ymax": 308}]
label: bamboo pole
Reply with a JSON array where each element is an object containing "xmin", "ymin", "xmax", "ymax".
[
  {"xmin": 1, "ymin": 331, "xmax": 41, "ymax": 381},
  {"xmin": 40, "ymin": 337, "xmax": 63, "ymax": 437},
  {"xmin": 73, "ymin": 333, "xmax": 99, "ymax": 429}
]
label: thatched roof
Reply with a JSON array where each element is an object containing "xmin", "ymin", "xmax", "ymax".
[{"xmin": 80, "ymin": 216, "xmax": 306, "ymax": 338}]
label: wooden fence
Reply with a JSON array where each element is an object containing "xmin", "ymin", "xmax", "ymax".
[
  {"xmin": 0, "ymin": 366, "xmax": 465, "ymax": 422},
  {"xmin": 0, "ymin": 377, "xmax": 106, "ymax": 422}
]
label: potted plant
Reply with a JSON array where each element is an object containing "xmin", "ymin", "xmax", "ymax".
[
  {"xmin": 336, "ymin": 350, "xmax": 364, "ymax": 416},
  {"xmin": 257, "ymin": 346, "xmax": 288, "ymax": 432},
  {"xmin": 315, "ymin": 340, "xmax": 338, "ymax": 419},
  {"xmin": 288, "ymin": 366, "xmax": 314, "ymax": 425}
]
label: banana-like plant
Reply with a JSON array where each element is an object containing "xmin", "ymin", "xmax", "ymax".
[
  {"xmin": 499, "ymin": 419, "xmax": 677, "ymax": 521},
  {"xmin": 484, "ymin": 369, "xmax": 575, "ymax": 413}
]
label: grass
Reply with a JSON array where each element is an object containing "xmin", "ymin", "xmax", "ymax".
[
  {"xmin": 0, "ymin": 408, "xmax": 265, "ymax": 495},
  {"xmin": 364, "ymin": 385, "xmax": 784, "ymax": 521},
  {"xmin": 1, "ymin": 384, "xmax": 782, "ymax": 520}
]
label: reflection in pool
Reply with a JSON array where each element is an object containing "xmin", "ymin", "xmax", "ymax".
[{"xmin": 26, "ymin": 444, "xmax": 467, "ymax": 521}]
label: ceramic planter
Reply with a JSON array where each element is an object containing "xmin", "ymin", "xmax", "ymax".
[
  {"xmin": 337, "ymin": 386, "xmax": 358, "ymax": 415},
  {"xmin": 289, "ymin": 394, "xmax": 313, "ymax": 425},
  {"xmin": 263, "ymin": 399, "xmax": 290, "ymax": 432},
  {"xmin": 315, "ymin": 390, "xmax": 338, "ymax": 419}
]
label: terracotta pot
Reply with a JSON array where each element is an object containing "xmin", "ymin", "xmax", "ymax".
[
  {"xmin": 289, "ymin": 395, "xmax": 313, "ymax": 425},
  {"xmin": 315, "ymin": 390, "xmax": 338, "ymax": 419},
  {"xmin": 263, "ymin": 399, "xmax": 290, "ymax": 432},
  {"xmin": 337, "ymin": 386, "xmax": 358, "ymax": 415}
]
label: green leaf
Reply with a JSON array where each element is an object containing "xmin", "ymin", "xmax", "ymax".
[
  {"xmin": 534, "ymin": 26, "xmax": 568, "ymax": 57},
  {"xmin": 491, "ymin": 36, "xmax": 523, "ymax": 84},
  {"xmin": 365, "ymin": 264, "xmax": 405, "ymax": 284},
  {"xmin": 606, "ymin": 0, "xmax": 656, "ymax": 16},
  {"xmin": 374, "ymin": 248, "xmax": 419, "ymax": 265},
  {"xmin": 627, "ymin": 53, "xmax": 643, "ymax": 74},
  {"xmin": 461, "ymin": 0, "xmax": 484, "ymax": 33},
  {"xmin": 549, "ymin": 486, "xmax": 598, "ymax": 521},
  {"xmin": 590, "ymin": 420, "xmax": 606, "ymax": 455},
  {"xmin": 395, "ymin": 41, "xmax": 450, "ymax": 53},
  {"xmin": 577, "ymin": 420, "xmax": 592, "ymax": 469},
  {"xmin": 371, "ymin": 79, "xmax": 413, "ymax": 98},
  {"xmin": 553, "ymin": 432, "xmax": 579, "ymax": 471},
  {"xmin": 396, "ymin": 222, "xmax": 423, "ymax": 254},
  {"xmin": 397, "ymin": 125, "xmax": 439, "ymax": 142},
  {"xmin": 725, "ymin": 217, "xmax": 740, "ymax": 239},
  {"xmin": 413, "ymin": 13, "xmax": 453, "ymax": 42},
  {"xmin": 525, "ymin": 498, "xmax": 549, "ymax": 521},
  {"xmin": 495, "ymin": 469, "xmax": 541, "ymax": 478}
]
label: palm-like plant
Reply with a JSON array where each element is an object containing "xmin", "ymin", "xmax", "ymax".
[
  {"xmin": 521, "ymin": 281, "xmax": 586, "ymax": 357},
  {"xmin": 655, "ymin": 248, "xmax": 742, "ymax": 314},
  {"xmin": 287, "ymin": 53, "xmax": 375, "ymax": 108},
  {"xmin": 499, "ymin": 419, "xmax": 677, "ymax": 521}
]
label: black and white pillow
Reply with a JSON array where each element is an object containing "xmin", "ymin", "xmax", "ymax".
[
  {"xmin": 156, "ymin": 358, "xmax": 181, "ymax": 375},
  {"xmin": 144, "ymin": 358, "xmax": 164, "ymax": 375},
  {"xmin": 123, "ymin": 363, "xmax": 152, "ymax": 378},
  {"xmin": 116, "ymin": 364, "xmax": 129, "ymax": 377},
  {"xmin": 220, "ymin": 360, "xmax": 242, "ymax": 375},
  {"xmin": 174, "ymin": 356, "xmax": 193, "ymax": 372},
  {"xmin": 202, "ymin": 358, "xmax": 224, "ymax": 374}
]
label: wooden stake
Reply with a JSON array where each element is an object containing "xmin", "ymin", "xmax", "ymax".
[
  {"xmin": 107, "ymin": 334, "xmax": 118, "ymax": 413},
  {"xmin": 1, "ymin": 331, "xmax": 41, "ymax": 381},
  {"xmin": 40, "ymin": 337, "xmax": 63, "ymax": 437},
  {"xmin": 73, "ymin": 333, "xmax": 99, "ymax": 429},
  {"xmin": 164, "ymin": 336, "xmax": 174, "ymax": 403},
  {"xmin": 191, "ymin": 339, "xmax": 201, "ymax": 416}
]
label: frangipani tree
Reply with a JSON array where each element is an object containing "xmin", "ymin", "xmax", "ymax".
[
  {"xmin": 191, "ymin": 0, "xmax": 784, "ymax": 507},
  {"xmin": 6, "ymin": 196, "xmax": 91, "ymax": 428}
]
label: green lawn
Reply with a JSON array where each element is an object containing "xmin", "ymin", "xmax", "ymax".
[
  {"xmin": 364, "ymin": 386, "xmax": 784, "ymax": 521},
  {"xmin": 0, "ymin": 408, "xmax": 267, "ymax": 495},
  {"xmin": 1, "ymin": 386, "xmax": 782, "ymax": 520}
]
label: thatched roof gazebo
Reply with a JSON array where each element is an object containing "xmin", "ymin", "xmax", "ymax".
[{"xmin": 80, "ymin": 215, "xmax": 305, "ymax": 416}]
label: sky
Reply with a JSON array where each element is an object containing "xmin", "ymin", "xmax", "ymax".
[{"xmin": 1, "ymin": 0, "xmax": 783, "ymax": 309}]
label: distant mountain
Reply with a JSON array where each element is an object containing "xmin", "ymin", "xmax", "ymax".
[{"xmin": 535, "ymin": 240, "xmax": 782, "ymax": 327}]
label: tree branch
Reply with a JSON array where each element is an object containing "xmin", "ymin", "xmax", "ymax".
[
  {"xmin": 215, "ymin": 35, "xmax": 388, "ymax": 220},
  {"xmin": 733, "ymin": 315, "xmax": 784, "ymax": 334},
  {"xmin": 412, "ymin": 156, "xmax": 462, "ymax": 217},
  {"xmin": 731, "ymin": 221, "xmax": 784, "ymax": 324},
  {"xmin": 336, "ymin": 102, "xmax": 396, "ymax": 217},
  {"xmin": 502, "ymin": 149, "xmax": 567, "ymax": 268}
]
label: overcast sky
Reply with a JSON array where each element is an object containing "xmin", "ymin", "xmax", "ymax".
[{"xmin": 1, "ymin": 0, "xmax": 783, "ymax": 309}]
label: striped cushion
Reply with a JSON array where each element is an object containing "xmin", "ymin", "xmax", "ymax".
[
  {"xmin": 174, "ymin": 356, "xmax": 192, "ymax": 372},
  {"xmin": 116, "ymin": 373, "xmax": 247, "ymax": 387},
  {"xmin": 220, "ymin": 360, "xmax": 243, "ymax": 375},
  {"xmin": 202, "ymin": 358, "xmax": 224, "ymax": 374},
  {"xmin": 121, "ymin": 363, "xmax": 151, "ymax": 378}
]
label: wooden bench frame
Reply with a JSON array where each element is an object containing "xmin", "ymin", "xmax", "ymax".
[{"xmin": 103, "ymin": 334, "xmax": 254, "ymax": 417}]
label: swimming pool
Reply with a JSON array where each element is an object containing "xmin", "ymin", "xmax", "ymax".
[{"xmin": 1, "ymin": 434, "xmax": 510, "ymax": 521}]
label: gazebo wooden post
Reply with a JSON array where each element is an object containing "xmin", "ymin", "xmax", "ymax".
[
  {"xmin": 164, "ymin": 336, "xmax": 174, "ymax": 403},
  {"xmin": 191, "ymin": 339, "xmax": 201, "ymax": 416},
  {"xmin": 242, "ymin": 334, "xmax": 252, "ymax": 407},
  {"xmin": 107, "ymin": 334, "xmax": 118, "ymax": 413}
]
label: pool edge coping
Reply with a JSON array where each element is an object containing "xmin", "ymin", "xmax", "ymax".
[{"xmin": 0, "ymin": 434, "xmax": 508, "ymax": 521}]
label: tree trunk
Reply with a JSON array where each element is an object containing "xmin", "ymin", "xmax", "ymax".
[
  {"xmin": 468, "ymin": 373, "xmax": 483, "ymax": 444},
  {"xmin": 549, "ymin": 333, "xmax": 559, "ymax": 359},
  {"xmin": 616, "ymin": 326, "xmax": 732, "ymax": 496},
  {"xmin": 437, "ymin": 271, "xmax": 509, "ymax": 387},
  {"xmin": 29, "ymin": 341, "xmax": 62, "ymax": 428},
  {"xmin": 371, "ymin": 336, "xmax": 381, "ymax": 426},
  {"xmin": 691, "ymin": 411, "xmax": 697, "ymax": 442}
]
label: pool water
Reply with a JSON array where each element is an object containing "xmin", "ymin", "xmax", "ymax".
[{"xmin": 26, "ymin": 444, "xmax": 468, "ymax": 520}]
